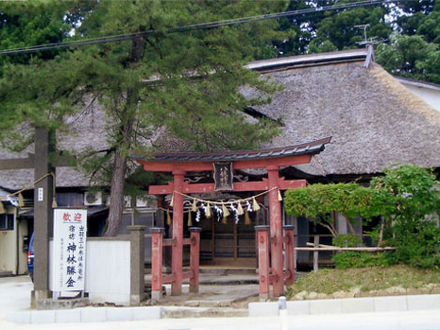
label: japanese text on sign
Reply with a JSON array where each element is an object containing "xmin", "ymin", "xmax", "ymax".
[{"xmin": 53, "ymin": 209, "xmax": 87, "ymax": 292}]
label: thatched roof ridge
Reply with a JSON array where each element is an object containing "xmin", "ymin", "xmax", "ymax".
[{"xmin": 246, "ymin": 48, "xmax": 369, "ymax": 72}]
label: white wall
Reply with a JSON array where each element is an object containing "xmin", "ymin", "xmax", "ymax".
[
  {"xmin": 0, "ymin": 222, "xmax": 16, "ymax": 274},
  {"xmin": 50, "ymin": 239, "xmax": 131, "ymax": 305},
  {"xmin": 0, "ymin": 207, "xmax": 28, "ymax": 275}
]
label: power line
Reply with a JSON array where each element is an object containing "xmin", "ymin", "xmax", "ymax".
[{"xmin": 0, "ymin": 0, "xmax": 413, "ymax": 55}]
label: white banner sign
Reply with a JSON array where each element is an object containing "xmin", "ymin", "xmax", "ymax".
[{"xmin": 53, "ymin": 209, "xmax": 87, "ymax": 291}]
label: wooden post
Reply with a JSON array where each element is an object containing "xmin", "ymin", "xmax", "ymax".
[
  {"xmin": 33, "ymin": 127, "xmax": 54, "ymax": 304},
  {"xmin": 211, "ymin": 219, "xmax": 215, "ymax": 262},
  {"xmin": 283, "ymin": 225, "xmax": 295, "ymax": 286},
  {"xmin": 171, "ymin": 169, "xmax": 185, "ymax": 296},
  {"xmin": 255, "ymin": 225, "xmax": 270, "ymax": 300},
  {"xmin": 151, "ymin": 227, "xmax": 164, "ymax": 302},
  {"xmin": 189, "ymin": 227, "xmax": 201, "ymax": 293},
  {"xmin": 313, "ymin": 235, "xmax": 319, "ymax": 273},
  {"xmin": 267, "ymin": 166, "xmax": 284, "ymax": 297}
]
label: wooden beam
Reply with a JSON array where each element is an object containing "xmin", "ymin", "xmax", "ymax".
[
  {"xmin": 148, "ymin": 178, "xmax": 306, "ymax": 195},
  {"xmin": 139, "ymin": 154, "xmax": 312, "ymax": 172},
  {"xmin": 0, "ymin": 155, "xmax": 34, "ymax": 170},
  {"xmin": 295, "ymin": 246, "xmax": 396, "ymax": 251},
  {"xmin": 0, "ymin": 153, "xmax": 74, "ymax": 170}
]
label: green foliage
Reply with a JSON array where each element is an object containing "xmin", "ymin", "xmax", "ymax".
[
  {"xmin": 0, "ymin": 1, "xmax": 77, "ymax": 148},
  {"xmin": 0, "ymin": 1, "xmax": 72, "ymax": 66},
  {"xmin": 332, "ymin": 233, "xmax": 362, "ymax": 247},
  {"xmin": 388, "ymin": 219, "xmax": 440, "ymax": 268},
  {"xmin": 269, "ymin": 1, "xmax": 440, "ymax": 84},
  {"xmin": 0, "ymin": 1, "xmax": 290, "ymax": 234},
  {"xmin": 286, "ymin": 164, "xmax": 440, "ymax": 268},
  {"xmin": 313, "ymin": 5, "xmax": 391, "ymax": 51},
  {"xmin": 370, "ymin": 165, "xmax": 440, "ymax": 223},
  {"xmin": 0, "ymin": 0, "xmax": 289, "ymax": 154},
  {"xmin": 332, "ymin": 251, "xmax": 390, "ymax": 269},
  {"xmin": 364, "ymin": 225, "xmax": 382, "ymax": 247},
  {"xmin": 376, "ymin": 34, "xmax": 440, "ymax": 84},
  {"xmin": 372, "ymin": 165, "xmax": 440, "ymax": 268},
  {"xmin": 125, "ymin": 166, "xmax": 171, "ymax": 197},
  {"xmin": 284, "ymin": 183, "xmax": 379, "ymax": 221},
  {"xmin": 307, "ymin": 39, "xmax": 338, "ymax": 54},
  {"xmin": 375, "ymin": 2, "xmax": 440, "ymax": 84},
  {"xmin": 72, "ymin": 0, "xmax": 287, "ymax": 153}
]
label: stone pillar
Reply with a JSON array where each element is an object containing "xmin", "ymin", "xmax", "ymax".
[
  {"xmin": 189, "ymin": 227, "xmax": 201, "ymax": 293},
  {"xmin": 255, "ymin": 225, "xmax": 270, "ymax": 300},
  {"xmin": 171, "ymin": 169, "xmax": 185, "ymax": 295},
  {"xmin": 128, "ymin": 225, "xmax": 146, "ymax": 305},
  {"xmin": 150, "ymin": 227, "xmax": 164, "ymax": 302},
  {"xmin": 267, "ymin": 166, "xmax": 284, "ymax": 297}
]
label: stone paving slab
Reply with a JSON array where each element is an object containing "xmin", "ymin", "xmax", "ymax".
[
  {"xmin": 161, "ymin": 306, "xmax": 248, "ymax": 318},
  {"xmin": 249, "ymin": 294, "xmax": 440, "ymax": 317},
  {"xmin": 159, "ymin": 284, "xmax": 259, "ymax": 307},
  {"xmin": 7, "ymin": 306, "xmax": 162, "ymax": 324},
  {"xmin": 4, "ymin": 275, "xmax": 440, "ymax": 325}
]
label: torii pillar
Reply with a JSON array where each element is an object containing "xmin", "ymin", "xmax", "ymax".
[
  {"xmin": 267, "ymin": 165, "xmax": 283, "ymax": 296},
  {"xmin": 171, "ymin": 169, "xmax": 185, "ymax": 295}
]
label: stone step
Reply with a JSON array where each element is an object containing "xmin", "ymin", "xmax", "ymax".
[
  {"xmin": 0, "ymin": 271, "xmax": 13, "ymax": 278},
  {"xmin": 199, "ymin": 267, "xmax": 257, "ymax": 275},
  {"xmin": 199, "ymin": 275, "xmax": 258, "ymax": 285},
  {"xmin": 161, "ymin": 306, "xmax": 248, "ymax": 318}
]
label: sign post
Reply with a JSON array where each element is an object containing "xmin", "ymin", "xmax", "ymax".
[{"xmin": 53, "ymin": 208, "xmax": 87, "ymax": 296}]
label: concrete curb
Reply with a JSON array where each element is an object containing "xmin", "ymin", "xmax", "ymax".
[
  {"xmin": 248, "ymin": 294, "xmax": 440, "ymax": 317},
  {"xmin": 7, "ymin": 306, "xmax": 162, "ymax": 324}
]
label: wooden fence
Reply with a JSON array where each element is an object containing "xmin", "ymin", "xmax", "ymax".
[{"xmin": 295, "ymin": 235, "xmax": 395, "ymax": 272}]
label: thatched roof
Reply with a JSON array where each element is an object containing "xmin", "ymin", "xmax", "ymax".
[
  {"xmin": 0, "ymin": 96, "xmax": 109, "ymax": 190},
  {"xmin": 244, "ymin": 49, "xmax": 440, "ymax": 176},
  {"xmin": 1, "ymin": 48, "xmax": 440, "ymax": 190}
]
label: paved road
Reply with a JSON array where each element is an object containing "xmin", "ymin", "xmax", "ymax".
[{"xmin": 1, "ymin": 276, "xmax": 440, "ymax": 330}]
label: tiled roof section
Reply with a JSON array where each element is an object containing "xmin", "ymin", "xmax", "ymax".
[{"xmin": 150, "ymin": 137, "xmax": 331, "ymax": 162}]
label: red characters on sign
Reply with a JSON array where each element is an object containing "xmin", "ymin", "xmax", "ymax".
[
  {"xmin": 74, "ymin": 213, "xmax": 82, "ymax": 222},
  {"xmin": 63, "ymin": 213, "xmax": 72, "ymax": 222}
]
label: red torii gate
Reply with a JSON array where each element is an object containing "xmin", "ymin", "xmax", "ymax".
[{"xmin": 137, "ymin": 137, "xmax": 331, "ymax": 299}]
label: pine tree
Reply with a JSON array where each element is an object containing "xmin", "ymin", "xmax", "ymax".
[{"xmin": 0, "ymin": 0, "xmax": 289, "ymax": 235}]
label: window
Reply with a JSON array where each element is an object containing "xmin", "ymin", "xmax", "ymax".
[{"xmin": 0, "ymin": 214, "xmax": 14, "ymax": 230}]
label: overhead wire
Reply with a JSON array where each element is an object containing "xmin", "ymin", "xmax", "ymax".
[{"xmin": 0, "ymin": 0, "xmax": 414, "ymax": 55}]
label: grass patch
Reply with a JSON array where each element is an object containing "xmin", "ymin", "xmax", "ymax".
[{"xmin": 287, "ymin": 264, "xmax": 440, "ymax": 299}]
